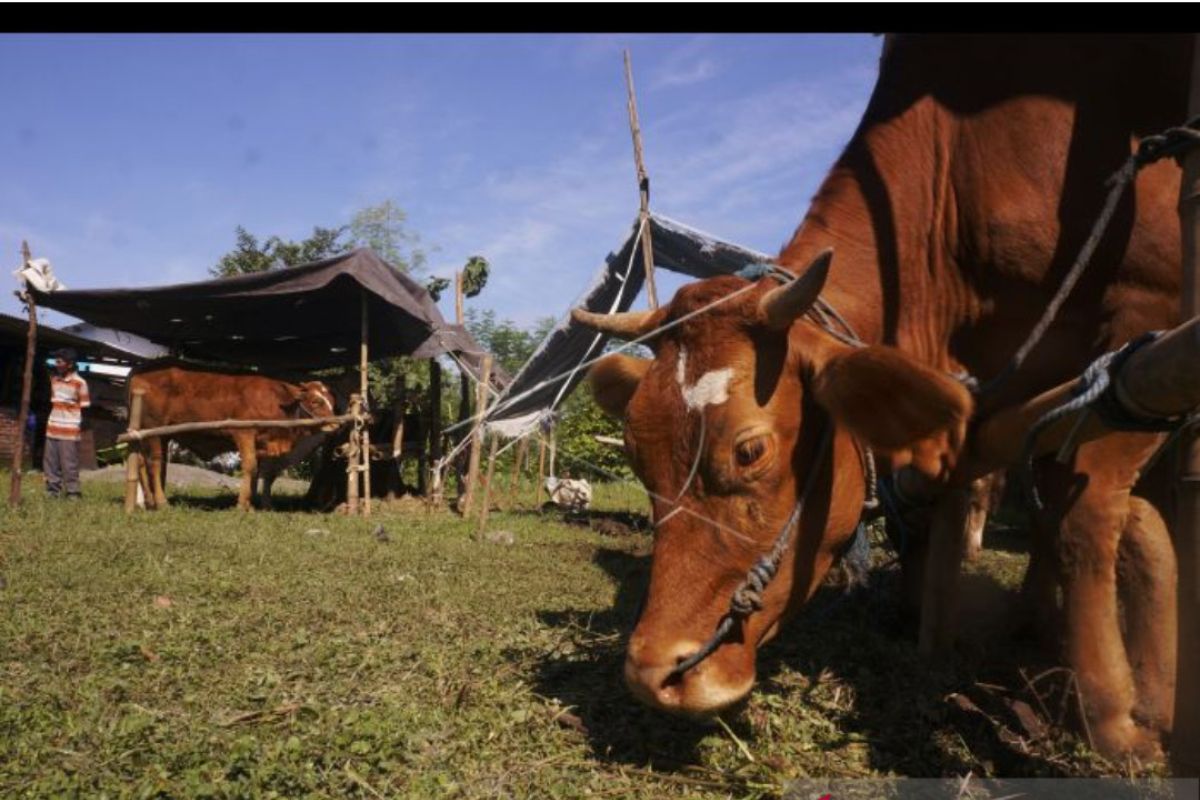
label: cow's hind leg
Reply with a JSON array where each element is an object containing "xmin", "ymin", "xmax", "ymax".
[
  {"xmin": 1118, "ymin": 496, "xmax": 1176, "ymax": 751},
  {"xmin": 146, "ymin": 437, "xmax": 168, "ymax": 509},
  {"xmin": 233, "ymin": 431, "xmax": 257, "ymax": 512}
]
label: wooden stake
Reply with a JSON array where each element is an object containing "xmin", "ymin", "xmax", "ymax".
[
  {"xmin": 346, "ymin": 394, "xmax": 362, "ymax": 515},
  {"xmin": 624, "ymin": 49, "xmax": 659, "ymax": 310},
  {"xmin": 388, "ymin": 375, "xmax": 407, "ymax": 501},
  {"xmin": 360, "ymin": 291, "xmax": 371, "ymax": 517},
  {"xmin": 460, "ymin": 355, "xmax": 492, "ymax": 517},
  {"xmin": 428, "ymin": 358, "xmax": 443, "ymax": 501},
  {"xmin": 535, "ymin": 436, "xmax": 546, "ymax": 508},
  {"xmin": 1171, "ymin": 32, "xmax": 1200, "ymax": 778},
  {"xmin": 477, "ymin": 433, "xmax": 500, "ymax": 535},
  {"xmin": 508, "ymin": 436, "xmax": 528, "ymax": 505},
  {"xmin": 8, "ymin": 241, "xmax": 37, "ymax": 507},
  {"xmin": 124, "ymin": 389, "xmax": 146, "ymax": 513},
  {"xmin": 455, "ymin": 270, "xmax": 464, "ymax": 326}
]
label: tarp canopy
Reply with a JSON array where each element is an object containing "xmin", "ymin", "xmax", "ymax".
[
  {"xmin": 0, "ymin": 312, "xmax": 153, "ymax": 366},
  {"xmin": 483, "ymin": 213, "xmax": 770, "ymax": 437},
  {"xmin": 28, "ymin": 248, "xmax": 473, "ymax": 372}
]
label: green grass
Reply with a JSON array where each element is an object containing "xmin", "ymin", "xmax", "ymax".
[{"xmin": 0, "ymin": 475, "xmax": 1158, "ymax": 798}]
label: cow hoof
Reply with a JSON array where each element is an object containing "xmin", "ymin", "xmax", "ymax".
[{"xmin": 1091, "ymin": 715, "xmax": 1164, "ymax": 763}]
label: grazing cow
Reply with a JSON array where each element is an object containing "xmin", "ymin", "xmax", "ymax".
[
  {"xmin": 129, "ymin": 362, "xmax": 338, "ymax": 511},
  {"xmin": 575, "ymin": 34, "xmax": 1187, "ymax": 758}
]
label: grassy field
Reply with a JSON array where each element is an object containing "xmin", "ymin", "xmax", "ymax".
[{"xmin": 0, "ymin": 473, "xmax": 1160, "ymax": 798}]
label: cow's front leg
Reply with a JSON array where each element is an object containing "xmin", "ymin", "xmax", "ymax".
[
  {"xmin": 1054, "ymin": 433, "xmax": 1163, "ymax": 759},
  {"xmin": 233, "ymin": 431, "xmax": 258, "ymax": 512},
  {"xmin": 1118, "ymin": 496, "xmax": 1176, "ymax": 750},
  {"xmin": 918, "ymin": 483, "xmax": 972, "ymax": 656}
]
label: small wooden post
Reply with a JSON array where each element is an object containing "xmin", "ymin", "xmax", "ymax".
[
  {"xmin": 535, "ymin": 436, "xmax": 547, "ymax": 507},
  {"xmin": 455, "ymin": 270, "xmax": 465, "ymax": 327},
  {"xmin": 428, "ymin": 358, "xmax": 443, "ymax": 501},
  {"xmin": 624, "ymin": 49, "xmax": 658, "ymax": 310},
  {"xmin": 346, "ymin": 393, "xmax": 362, "ymax": 515},
  {"xmin": 460, "ymin": 355, "xmax": 492, "ymax": 517},
  {"xmin": 1171, "ymin": 32, "xmax": 1200, "ymax": 778},
  {"xmin": 477, "ymin": 433, "xmax": 500, "ymax": 534},
  {"xmin": 508, "ymin": 436, "xmax": 528, "ymax": 505},
  {"xmin": 360, "ymin": 292, "xmax": 372, "ymax": 517},
  {"xmin": 388, "ymin": 375, "xmax": 407, "ymax": 501},
  {"xmin": 8, "ymin": 241, "xmax": 37, "ymax": 508},
  {"xmin": 124, "ymin": 389, "xmax": 146, "ymax": 513},
  {"xmin": 454, "ymin": 272, "xmax": 471, "ymax": 496}
]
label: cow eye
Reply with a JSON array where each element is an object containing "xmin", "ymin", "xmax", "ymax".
[{"xmin": 735, "ymin": 434, "xmax": 770, "ymax": 468}]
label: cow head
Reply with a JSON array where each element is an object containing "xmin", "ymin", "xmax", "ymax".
[
  {"xmin": 574, "ymin": 251, "xmax": 971, "ymax": 717},
  {"xmin": 282, "ymin": 381, "xmax": 339, "ymax": 430}
]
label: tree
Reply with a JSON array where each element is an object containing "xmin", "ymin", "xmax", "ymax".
[
  {"xmin": 347, "ymin": 200, "xmax": 426, "ymax": 274},
  {"xmin": 210, "ymin": 225, "xmax": 349, "ymax": 278}
]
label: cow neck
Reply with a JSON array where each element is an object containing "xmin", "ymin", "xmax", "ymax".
[{"xmin": 780, "ymin": 106, "xmax": 977, "ymax": 375}]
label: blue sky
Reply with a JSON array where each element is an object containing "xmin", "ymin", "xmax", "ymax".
[{"xmin": 1, "ymin": 34, "xmax": 881, "ymax": 331}]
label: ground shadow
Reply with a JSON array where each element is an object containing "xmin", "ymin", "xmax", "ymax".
[{"xmin": 529, "ymin": 544, "xmax": 1081, "ymax": 778}]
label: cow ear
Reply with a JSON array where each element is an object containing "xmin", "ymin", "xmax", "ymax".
[
  {"xmin": 588, "ymin": 354, "xmax": 651, "ymax": 419},
  {"xmin": 810, "ymin": 345, "xmax": 972, "ymax": 481},
  {"xmin": 278, "ymin": 383, "xmax": 304, "ymax": 409}
]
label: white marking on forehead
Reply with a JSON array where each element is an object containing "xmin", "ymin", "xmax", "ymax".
[{"xmin": 675, "ymin": 347, "xmax": 733, "ymax": 411}]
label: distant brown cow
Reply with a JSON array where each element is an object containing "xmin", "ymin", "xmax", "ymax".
[{"xmin": 129, "ymin": 363, "xmax": 337, "ymax": 510}]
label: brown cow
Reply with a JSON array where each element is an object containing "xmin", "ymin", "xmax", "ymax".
[
  {"xmin": 576, "ymin": 34, "xmax": 1186, "ymax": 759},
  {"xmin": 129, "ymin": 362, "xmax": 338, "ymax": 511}
]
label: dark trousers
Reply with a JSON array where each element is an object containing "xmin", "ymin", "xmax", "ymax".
[{"xmin": 43, "ymin": 437, "xmax": 81, "ymax": 496}]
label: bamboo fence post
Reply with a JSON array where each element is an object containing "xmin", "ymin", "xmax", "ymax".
[
  {"xmin": 8, "ymin": 241, "xmax": 36, "ymax": 508},
  {"xmin": 389, "ymin": 375, "xmax": 407, "ymax": 500},
  {"xmin": 535, "ymin": 436, "xmax": 546, "ymax": 507},
  {"xmin": 1171, "ymin": 33, "xmax": 1200, "ymax": 778},
  {"xmin": 477, "ymin": 433, "xmax": 500, "ymax": 535},
  {"xmin": 508, "ymin": 436, "xmax": 528, "ymax": 506},
  {"xmin": 124, "ymin": 389, "xmax": 145, "ymax": 513},
  {"xmin": 454, "ymin": 271, "xmax": 471, "ymax": 495},
  {"xmin": 428, "ymin": 358, "xmax": 443, "ymax": 502},
  {"xmin": 624, "ymin": 49, "xmax": 658, "ymax": 310},
  {"xmin": 346, "ymin": 394, "xmax": 361, "ymax": 515},
  {"xmin": 360, "ymin": 291, "xmax": 371, "ymax": 517},
  {"xmin": 460, "ymin": 355, "xmax": 492, "ymax": 516}
]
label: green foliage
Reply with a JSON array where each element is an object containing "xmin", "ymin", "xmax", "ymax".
[
  {"xmin": 554, "ymin": 388, "xmax": 631, "ymax": 480},
  {"xmin": 347, "ymin": 200, "xmax": 426, "ymax": 274},
  {"xmin": 210, "ymin": 200, "xmax": 426, "ymax": 279},
  {"xmin": 461, "ymin": 255, "xmax": 489, "ymax": 298},
  {"xmin": 424, "ymin": 276, "xmax": 451, "ymax": 302},
  {"xmin": 464, "ymin": 309, "xmax": 551, "ymax": 376},
  {"xmin": 210, "ymin": 225, "xmax": 349, "ymax": 278}
]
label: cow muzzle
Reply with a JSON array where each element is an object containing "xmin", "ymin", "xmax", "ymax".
[{"xmin": 624, "ymin": 632, "xmax": 755, "ymax": 717}]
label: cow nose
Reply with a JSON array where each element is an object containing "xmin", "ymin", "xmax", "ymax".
[{"xmin": 625, "ymin": 635, "xmax": 751, "ymax": 716}]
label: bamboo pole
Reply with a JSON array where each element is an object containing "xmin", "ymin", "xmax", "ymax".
[
  {"xmin": 508, "ymin": 436, "xmax": 528, "ymax": 506},
  {"xmin": 361, "ymin": 291, "xmax": 371, "ymax": 517},
  {"xmin": 124, "ymin": 389, "xmax": 145, "ymax": 513},
  {"xmin": 346, "ymin": 394, "xmax": 362, "ymax": 515},
  {"xmin": 477, "ymin": 433, "xmax": 500, "ymax": 534},
  {"xmin": 535, "ymin": 436, "xmax": 546, "ymax": 507},
  {"xmin": 1171, "ymin": 34, "xmax": 1200, "ymax": 778},
  {"xmin": 117, "ymin": 414, "xmax": 352, "ymax": 443},
  {"xmin": 8, "ymin": 241, "xmax": 36, "ymax": 508},
  {"xmin": 460, "ymin": 355, "xmax": 492, "ymax": 516},
  {"xmin": 428, "ymin": 358, "xmax": 443, "ymax": 501},
  {"xmin": 624, "ymin": 49, "xmax": 659, "ymax": 310},
  {"xmin": 455, "ymin": 271, "xmax": 470, "ymax": 496}
]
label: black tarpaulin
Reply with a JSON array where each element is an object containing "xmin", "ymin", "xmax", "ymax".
[
  {"xmin": 483, "ymin": 213, "xmax": 770, "ymax": 436},
  {"xmin": 28, "ymin": 249, "xmax": 456, "ymax": 371}
]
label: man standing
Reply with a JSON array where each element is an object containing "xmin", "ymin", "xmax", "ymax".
[{"xmin": 44, "ymin": 348, "xmax": 90, "ymax": 499}]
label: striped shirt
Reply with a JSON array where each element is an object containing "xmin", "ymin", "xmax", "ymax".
[{"xmin": 47, "ymin": 372, "xmax": 90, "ymax": 441}]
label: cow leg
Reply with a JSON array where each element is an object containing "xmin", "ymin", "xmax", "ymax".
[
  {"xmin": 233, "ymin": 431, "xmax": 257, "ymax": 512},
  {"xmin": 146, "ymin": 437, "xmax": 168, "ymax": 509},
  {"xmin": 964, "ymin": 474, "xmax": 992, "ymax": 562},
  {"xmin": 1053, "ymin": 433, "xmax": 1163, "ymax": 759},
  {"xmin": 1118, "ymin": 496, "xmax": 1176, "ymax": 748},
  {"xmin": 918, "ymin": 484, "xmax": 972, "ymax": 656},
  {"xmin": 260, "ymin": 470, "xmax": 276, "ymax": 511}
]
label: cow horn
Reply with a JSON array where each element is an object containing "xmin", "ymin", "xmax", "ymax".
[
  {"xmin": 758, "ymin": 248, "xmax": 834, "ymax": 330},
  {"xmin": 571, "ymin": 308, "xmax": 657, "ymax": 341}
]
